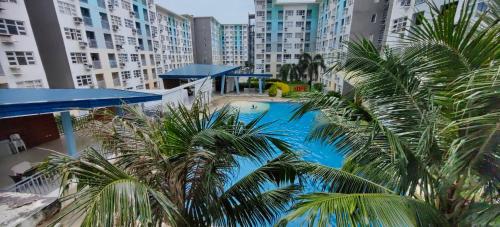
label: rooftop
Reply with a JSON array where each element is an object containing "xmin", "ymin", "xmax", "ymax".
[{"xmin": 159, "ymin": 64, "xmax": 240, "ymax": 79}]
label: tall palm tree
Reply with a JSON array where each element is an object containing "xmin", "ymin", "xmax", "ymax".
[
  {"xmin": 44, "ymin": 101, "xmax": 312, "ymax": 226},
  {"xmin": 306, "ymin": 54, "xmax": 327, "ymax": 89},
  {"xmin": 281, "ymin": 1, "xmax": 500, "ymax": 226},
  {"xmin": 298, "ymin": 53, "xmax": 312, "ymax": 81},
  {"xmin": 279, "ymin": 64, "xmax": 291, "ymax": 81}
]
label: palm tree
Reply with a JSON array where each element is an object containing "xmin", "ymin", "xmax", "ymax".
[
  {"xmin": 306, "ymin": 54, "xmax": 326, "ymax": 89},
  {"xmin": 279, "ymin": 64, "xmax": 291, "ymax": 82},
  {"xmin": 44, "ymin": 101, "xmax": 311, "ymax": 226},
  {"xmin": 298, "ymin": 53, "xmax": 312, "ymax": 82},
  {"xmin": 281, "ymin": 1, "xmax": 500, "ymax": 226}
]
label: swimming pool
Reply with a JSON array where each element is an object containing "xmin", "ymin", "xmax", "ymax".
[
  {"xmin": 229, "ymin": 101, "xmax": 343, "ymax": 225},
  {"xmin": 233, "ymin": 101, "xmax": 343, "ymax": 168}
]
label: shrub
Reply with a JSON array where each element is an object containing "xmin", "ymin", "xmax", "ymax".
[
  {"xmin": 268, "ymin": 85, "xmax": 277, "ymax": 97},
  {"xmin": 313, "ymin": 83, "xmax": 324, "ymax": 92},
  {"xmin": 274, "ymin": 82, "xmax": 290, "ymax": 96}
]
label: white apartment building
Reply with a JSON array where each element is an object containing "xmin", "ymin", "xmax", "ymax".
[
  {"xmin": 25, "ymin": 0, "xmax": 160, "ymax": 90},
  {"xmin": 316, "ymin": 0, "xmax": 388, "ymax": 94},
  {"xmin": 154, "ymin": 6, "xmax": 194, "ymax": 74},
  {"xmin": 222, "ymin": 24, "xmax": 248, "ymax": 66},
  {"xmin": 254, "ymin": 0, "xmax": 319, "ymax": 77},
  {"xmin": 0, "ymin": 0, "xmax": 48, "ymax": 88}
]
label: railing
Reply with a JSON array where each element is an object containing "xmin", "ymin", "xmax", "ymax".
[
  {"xmin": 113, "ymin": 77, "xmax": 121, "ymax": 86},
  {"xmin": 56, "ymin": 114, "xmax": 94, "ymax": 135},
  {"xmin": 1, "ymin": 169, "xmax": 60, "ymax": 196},
  {"xmin": 88, "ymin": 39, "xmax": 98, "ymax": 48},
  {"xmin": 97, "ymin": 80, "xmax": 106, "ymax": 88},
  {"xmin": 83, "ymin": 16, "xmax": 92, "ymax": 27},
  {"xmin": 93, "ymin": 60, "xmax": 102, "ymax": 69}
]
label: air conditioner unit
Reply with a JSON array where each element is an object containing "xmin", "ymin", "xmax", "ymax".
[
  {"xmin": 79, "ymin": 41, "xmax": 88, "ymax": 48},
  {"xmin": 73, "ymin": 17, "xmax": 83, "ymax": 25},
  {"xmin": 108, "ymin": 5, "xmax": 114, "ymax": 11},
  {"xmin": 115, "ymin": 44, "xmax": 123, "ymax": 50},
  {"xmin": 84, "ymin": 64, "xmax": 93, "ymax": 70},
  {"xmin": 131, "ymin": 28, "xmax": 137, "ymax": 34},
  {"xmin": 119, "ymin": 62, "xmax": 126, "ymax": 68},
  {"xmin": 0, "ymin": 35, "xmax": 16, "ymax": 44},
  {"xmin": 137, "ymin": 61, "xmax": 142, "ymax": 67},
  {"xmin": 135, "ymin": 46, "xmax": 140, "ymax": 51},
  {"xmin": 112, "ymin": 25, "xmax": 119, "ymax": 31},
  {"xmin": 10, "ymin": 66, "xmax": 21, "ymax": 71},
  {"xmin": 129, "ymin": 11, "xmax": 135, "ymax": 18}
]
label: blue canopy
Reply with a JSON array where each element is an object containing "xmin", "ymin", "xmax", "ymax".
[
  {"xmin": 159, "ymin": 64, "xmax": 240, "ymax": 79},
  {"xmin": 0, "ymin": 89, "xmax": 162, "ymax": 118}
]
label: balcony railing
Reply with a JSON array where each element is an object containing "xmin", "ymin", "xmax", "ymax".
[
  {"xmin": 1, "ymin": 169, "xmax": 60, "ymax": 196},
  {"xmin": 93, "ymin": 60, "xmax": 102, "ymax": 69},
  {"xmin": 105, "ymin": 40, "xmax": 114, "ymax": 49},
  {"xmin": 83, "ymin": 16, "xmax": 92, "ymax": 26},
  {"xmin": 88, "ymin": 39, "xmax": 98, "ymax": 48},
  {"xmin": 113, "ymin": 77, "xmax": 121, "ymax": 86},
  {"xmin": 97, "ymin": 80, "xmax": 106, "ymax": 88},
  {"xmin": 142, "ymin": 60, "xmax": 147, "ymax": 66},
  {"xmin": 101, "ymin": 20, "xmax": 110, "ymax": 30},
  {"xmin": 109, "ymin": 59, "xmax": 118, "ymax": 68}
]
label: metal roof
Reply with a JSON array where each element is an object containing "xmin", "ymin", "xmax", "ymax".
[
  {"xmin": 225, "ymin": 73, "xmax": 273, "ymax": 78},
  {"xmin": 0, "ymin": 89, "xmax": 162, "ymax": 118},
  {"xmin": 159, "ymin": 64, "xmax": 240, "ymax": 79}
]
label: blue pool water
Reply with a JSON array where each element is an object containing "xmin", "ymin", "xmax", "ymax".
[{"xmin": 230, "ymin": 102, "xmax": 343, "ymax": 226}]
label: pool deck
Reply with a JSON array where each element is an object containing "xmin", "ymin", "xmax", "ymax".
[{"xmin": 210, "ymin": 95, "xmax": 293, "ymax": 110}]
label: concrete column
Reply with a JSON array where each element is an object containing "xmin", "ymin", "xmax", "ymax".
[
  {"xmin": 235, "ymin": 77, "xmax": 240, "ymax": 94},
  {"xmin": 61, "ymin": 111, "xmax": 78, "ymax": 157},
  {"xmin": 258, "ymin": 78, "xmax": 263, "ymax": 94},
  {"xmin": 220, "ymin": 75, "xmax": 225, "ymax": 95}
]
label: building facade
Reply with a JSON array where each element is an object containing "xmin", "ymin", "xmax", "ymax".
[
  {"xmin": 317, "ymin": 0, "xmax": 388, "ymax": 94},
  {"xmin": 192, "ymin": 17, "xmax": 223, "ymax": 65},
  {"xmin": 253, "ymin": 0, "xmax": 319, "ymax": 77},
  {"xmin": 248, "ymin": 13, "xmax": 256, "ymax": 68},
  {"xmin": 0, "ymin": 0, "xmax": 49, "ymax": 88},
  {"xmin": 154, "ymin": 6, "xmax": 194, "ymax": 74},
  {"xmin": 221, "ymin": 24, "xmax": 248, "ymax": 66},
  {"xmin": 25, "ymin": 0, "xmax": 160, "ymax": 90}
]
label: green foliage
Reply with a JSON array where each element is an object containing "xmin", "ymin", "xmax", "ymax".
[
  {"xmin": 268, "ymin": 85, "xmax": 277, "ymax": 97},
  {"xmin": 287, "ymin": 1, "xmax": 500, "ymax": 226},
  {"xmin": 43, "ymin": 100, "xmax": 313, "ymax": 226},
  {"xmin": 312, "ymin": 83, "xmax": 323, "ymax": 92}
]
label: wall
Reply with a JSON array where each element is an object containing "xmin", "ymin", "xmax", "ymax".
[
  {"xmin": 0, "ymin": 114, "xmax": 60, "ymax": 148},
  {"xmin": 193, "ymin": 17, "xmax": 214, "ymax": 64}
]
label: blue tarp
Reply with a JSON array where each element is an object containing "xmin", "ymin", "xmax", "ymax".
[
  {"xmin": 159, "ymin": 64, "xmax": 240, "ymax": 79},
  {"xmin": 0, "ymin": 89, "xmax": 162, "ymax": 118}
]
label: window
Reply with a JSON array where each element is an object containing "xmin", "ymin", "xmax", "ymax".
[
  {"xmin": 64, "ymin": 28, "xmax": 83, "ymax": 40},
  {"xmin": 133, "ymin": 70, "xmax": 141, "ymax": 78},
  {"xmin": 114, "ymin": 35, "xmax": 125, "ymax": 44},
  {"xmin": 130, "ymin": 54, "xmax": 139, "ymax": 62},
  {"xmin": 295, "ymin": 32, "xmax": 302, "ymax": 38},
  {"xmin": 122, "ymin": 0, "xmax": 131, "ymax": 10},
  {"xmin": 294, "ymin": 43, "xmax": 302, "ymax": 49},
  {"xmin": 391, "ymin": 16, "xmax": 408, "ymax": 33},
  {"xmin": 118, "ymin": 53, "xmax": 128, "ymax": 62},
  {"xmin": 111, "ymin": 15, "xmax": 122, "ymax": 26},
  {"xmin": 0, "ymin": 19, "xmax": 26, "ymax": 35},
  {"xmin": 256, "ymin": 11, "xmax": 265, "ymax": 17},
  {"xmin": 6, "ymin": 51, "xmax": 35, "ymax": 65},
  {"xmin": 285, "ymin": 33, "xmax": 293, "ymax": 38},
  {"xmin": 127, "ymin": 37, "xmax": 136, "ymax": 45},
  {"xmin": 58, "ymin": 1, "xmax": 77, "ymax": 15},
  {"xmin": 16, "ymin": 80, "xmax": 44, "ymax": 88},
  {"xmin": 296, "ymin": 21, "xmax": 304, "ymax": 27},
  {"xmin": 296, "ymin": 10, "xmax": 305, "ymax": 16},
  {"xmin": 70, "ymin": 52, "xmax": 88, "ymax": 64},
  {"xmin": 124, "ymin": 19, "xmax": 134, "ymax": 28},
  {"xmin": 371, "ymin": 14, "xmax": 377, "ymax": 23},
  {"xmin": 121, "ymin": 71, "xmax": 131, "ymax": 79},
  {"xmin": 285, "ymin": 10, "xmax": 294, "ymax": 16},
  {"xmin": 76, "ymin": 75, "xmax": 93, "ymax": 86}
]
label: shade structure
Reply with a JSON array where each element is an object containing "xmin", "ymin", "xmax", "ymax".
[
  {"xmin": 0, "ymin": 88, "xmax": 162, "ymax": 118},
  {"xmin": 159, "ymin": 64, "xmax": 240, "ymax": 79}
]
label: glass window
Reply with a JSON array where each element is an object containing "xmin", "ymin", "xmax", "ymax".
[
  {"xmin": 76, "ymin": 75, "xmax": 93, "ymax": 86},
  {"xmin": 0, "ymin": 19, "xmax": 26, "ymax": 35},
  {"xmin": 58, "ymin": 1, "xmax": 77, "ymax": 15},
  {"xmin": 70, "ymin": 52, "xmax": 88, "ymax": 63},
  {"xmin": 64, "ymin": 28, "xmax": 83, "ymax": 40},
  {"xmin": 6, "ymin": 51, "xmax": 35, "ymax": 65},
  {"xmin": 16, "ymin": 79, "xmax": 43, "ymax": 88}
]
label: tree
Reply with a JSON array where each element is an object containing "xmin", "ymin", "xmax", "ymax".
[
  {"xmin": 44, "ymin": 101, "xmax": 312, "ymax": 226},
  {"xmin": 281, "ymin": 1, "xmax": 500, "ymax": 226},
  {"xmin": 297, "ymin": 53, "xmax": 312, "ymax": 82},
  {"xmin": 307, "ymin": 54, "xmax": 326, "ymax": 89},
  {"xmin": 279, "ymin": 64, "xmax": 291, "ymax": 82}
]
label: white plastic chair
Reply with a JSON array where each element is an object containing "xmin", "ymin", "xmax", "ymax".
[{"xmin": 9, "ymin": 133, "xmax": 27, "ymax": 153}]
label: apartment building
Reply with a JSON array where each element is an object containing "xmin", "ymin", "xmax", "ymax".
[
  {"xmin": 25, "ymin": 0, "xmax": 160, "ymax": 90},
  {"xmin": 317, "ymin": 0, "xmax": 388, "ymax": 94},
  {"xmin": 248, "ymin": 14, "xmax": 256, "ymax": 67},
  {"xmin": 154, "ymin": 6, "xmax": 194, "ymax": 74},
  {"xmin": 253, "ymin": 0, "xmax": 319, "ymax": 77},
  {"xmin": 0, "ymin": 0, "xmax": 49, "ymax": 88},
  {"xmin": 192, "ymin": 17, "xmax": 223, "ymax": 65},
  {"xmin": 221, "ymin": 24, "xmax": 248, "ymax": 66}
]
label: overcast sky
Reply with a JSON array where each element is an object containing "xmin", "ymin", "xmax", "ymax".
[{"xmin": 155, "ymin": 0, "xmax": 255, "ymax": 24}]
